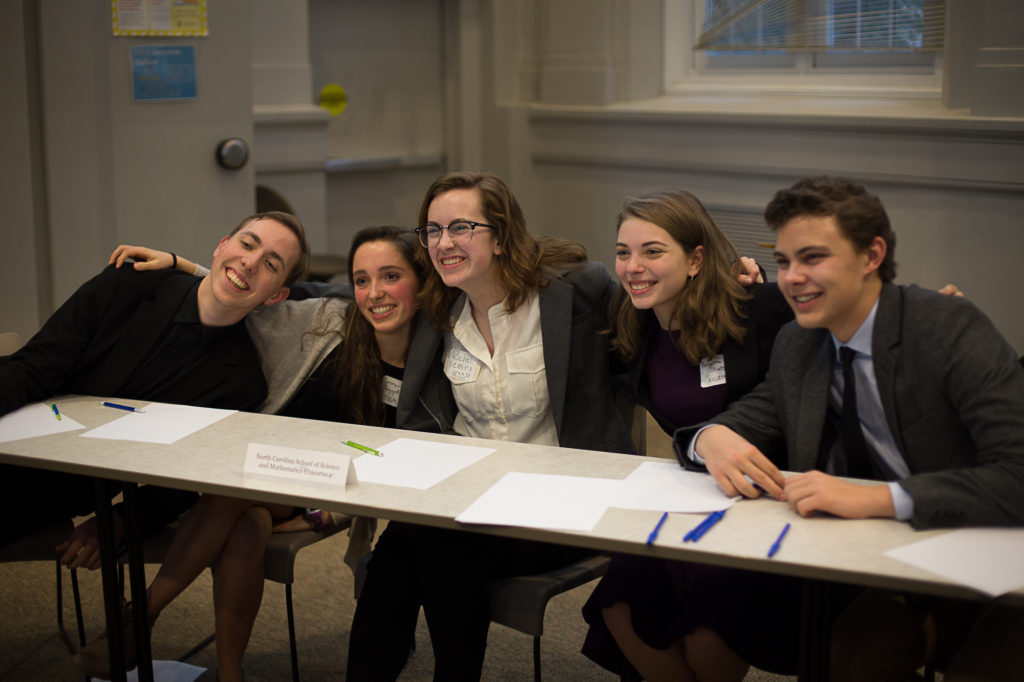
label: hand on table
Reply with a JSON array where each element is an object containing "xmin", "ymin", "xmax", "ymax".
[
  {"xmin": 784, "ymin": 470, "xmax": 895, "ymax": 519},
  {"xmin": 694, "ymin": 424, "xmax": 785, "ymax": 500}
]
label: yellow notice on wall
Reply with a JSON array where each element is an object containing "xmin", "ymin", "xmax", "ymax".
[
  {"xmin": 112, "ymin": 0, "xmax": 208, "ymax": 37},
  {"xmin": 319, "ymin": 84, "xmax": 348, "ymax": 116}
]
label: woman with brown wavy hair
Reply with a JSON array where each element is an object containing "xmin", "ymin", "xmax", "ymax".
[
  {"xmin": 346, "ymin": 171, "xmax": 635, "ymax": 681},
  {"xmin": 581, "ymin": 188, "xmax": 796, "ymax": 681}
]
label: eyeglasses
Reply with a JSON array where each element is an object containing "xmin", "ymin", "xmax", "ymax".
[{"xmin": 415, "ymin": 221, "xmax": 494, "ymax": 247}]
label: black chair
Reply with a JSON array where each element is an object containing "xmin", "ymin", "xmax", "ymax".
[
  {"xmin": 0, "ymin": 520, "xmax": 87, "ymax": 655},
  {"xmin": 119, "ymin": 516, "xmax": 351, "ymax": 681},
  {"xmin": 488, "ymin": 553, "xmax": 611, "ymax": 682}
]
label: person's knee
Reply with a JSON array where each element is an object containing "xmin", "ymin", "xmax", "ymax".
[
  {"xmin": 831, "ymin": 590, "xmax": 927, "ymax": 682},
  {"xmin": 221, "ymin": 507, "xmax": 272, "ymax": 563},
  {"xmin": 683, "ymin": 627, "xmax": 749, "ymax": 682},
  {"xmin": 944, "ymin": 604, "xmax": 1024, "ymax": 681},
  {"xmin": 603, "ymin": 601, "xmax": 632, "ymax": 633}
]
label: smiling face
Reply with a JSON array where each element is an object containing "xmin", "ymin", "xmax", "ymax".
[
  {"xmin": 202, "ymin": 216, "xmax": 301, "ymax": 325},
  {"xmin": 615, "ymin": 217, "xmax": 703, "ymax": 329},
  {"xmin": 773, "ymin": 214, "xmax": 885, "ymax": 342},
  {"xmin": 424, "ymin": 188, "xmax": 502, "ymax": 303},
  {"xmin": 352, "ymin": 240, "xmax": 420, "ymax": 341}
]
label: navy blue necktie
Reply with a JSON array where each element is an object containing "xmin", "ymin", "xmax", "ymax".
[{"xmin": 840, "ymin": 346, "xmax": 873, "ymax": 479}]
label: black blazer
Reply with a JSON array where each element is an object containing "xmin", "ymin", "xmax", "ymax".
[
  {"xmin": 0, "ymin": 265, "xmax": 267, "ymax": 537},
  {"xmin": 1, "ymin": 266, "xmax": 266, "ymax": 416},
  {"xmin": 632, "ymin": 283, "xmax": 793, "ymax": 436}
]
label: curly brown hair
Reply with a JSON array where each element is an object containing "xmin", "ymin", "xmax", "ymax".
[
  {"xmin": 415, "ymin": 171, "xmax": 587, "ymax": 331},
  {"xmin": 764, "ymin": 176, "xmax": 896, "ymax": 281}
]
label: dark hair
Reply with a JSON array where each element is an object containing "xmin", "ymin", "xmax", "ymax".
[
  {"xmin": 609, "ymin": 189, "xmax": 750, "ymax": 363},
  {"xmin": 332, "ymin": 226, "xmax": 422, "ymax": 426},
  {"xmin": 229, "ymin": 211, "xmax": 310, "ymax": 286},
  {"xmin": 764, "ymin": 176, "xmax": 896, "ymax": 281},
  {"xmin": 416, "ymin": 171, "xmax": 587, "ymax": 331}
]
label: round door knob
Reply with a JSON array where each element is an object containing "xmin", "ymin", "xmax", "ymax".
[{"xmin": 216, "ymin": 138, "xmax": 249, "ymax": 170}]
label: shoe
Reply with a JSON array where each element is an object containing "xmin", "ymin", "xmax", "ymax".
[{"xmin": 72, "ymin": 602, "xmax": 155, "ymax": 678}]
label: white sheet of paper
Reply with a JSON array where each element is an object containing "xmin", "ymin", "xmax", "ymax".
[
  {"xmin": 455, "ymin": 472, "xmax": 621, "ymax": 532},
  {"xmin": 611, "ymin": 460, "xmax": 738, "ymax": 512},
  {"xmin": 81, "ymin": 402, "xmax": 235, "ymax": 444},
  {"xmin": 0, "ymin": 402, "xmax": 86, "ymax": 443},
  {"xmin": 884, "ymin": 527, "xmax": 1024, "ymax": 597},
  {"xmin": 91, "ymin": 658, "xmax": 205, "ymax": 681},
  {"xmin": 352, "ymin": 437, "xmax": 494, "ymax": 489}
]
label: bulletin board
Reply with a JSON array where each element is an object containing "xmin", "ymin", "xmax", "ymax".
[{"xmin": 112, "ymin": 0, "xmax": 208, "ymax": 37}]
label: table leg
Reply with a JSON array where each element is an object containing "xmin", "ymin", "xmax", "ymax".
[
  {"xmin": 94, "ymin": 478, "xmax": 127, "ymax": 682},
  {"xmin": 798, "ymin": 578, "xmax": 830, "ymax": 681},
  {"xmin": 123, "ymin": 483, "xmax": 154, "ymax": 682}
]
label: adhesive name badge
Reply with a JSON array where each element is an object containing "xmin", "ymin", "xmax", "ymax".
[
  {"xmin": 382, "ymin": 375, "xmax": 402, "ymax": 408},
  {"xmin": 699, "ymin": 354, "xmax": 727, "ymax": 388},
  {"xmin": 244, "ymin": 442, "xmax": 357, "ymax": 489},
  {"xmin": 445, "ymin": 348, "xmax": 480, "ymax": 382}
]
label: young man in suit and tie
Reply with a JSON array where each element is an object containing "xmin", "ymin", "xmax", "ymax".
[
  {"xmin": 678, "ymin": 176, "xmax": 1024, "ymax": 680},
  {"xmin": 0, "ymin": 211, "xmax": 308, "ymax": 557}
]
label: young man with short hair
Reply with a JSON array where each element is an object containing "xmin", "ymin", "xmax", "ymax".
[
  {"xmin": 680, "ymin": 176, "xmax": 1024, "ymax": 680},
  {"xmin": 0, "ymin": 210, "xmax": 308, "ymax": 553}
]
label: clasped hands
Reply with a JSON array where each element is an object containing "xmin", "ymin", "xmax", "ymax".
[{"xmin": 695, "ymin": 425, "xmax": 896, "ymax": 519}]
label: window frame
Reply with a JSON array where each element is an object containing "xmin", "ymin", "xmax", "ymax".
[{"xmin": 665, "ymin": 0, "xmax": 944, "ymax": 99}]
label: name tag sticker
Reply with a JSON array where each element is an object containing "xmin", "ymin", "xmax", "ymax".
[
  {"xmin": 446, "ymin": 348, "xmax": 480, "ymax": 382},
  {"xmin": 699, "ymin": 354, "xmax": 727, "ymax": 388},
  {"xmin": 244, "ymin": 442, "xmax": 357, "ymax": 488},
  {"xmin": 382, "ymin": 375, "xmax": 401, "ymax": 408}
]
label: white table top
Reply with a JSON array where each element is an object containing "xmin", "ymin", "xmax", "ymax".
[{"xmin": 2, "ymin": 395, "xmax": 1019, "ymax": 605}]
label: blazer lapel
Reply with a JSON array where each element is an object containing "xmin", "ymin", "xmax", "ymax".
[
  {"xmin": 540, "ymin": 276, "xmax": 572, "ymax": 437},
  {"xmin": 871, "ymin": 282, "xmax": 906, "ymax": 457},
  {"xmin": 793, "ymin": 334, "xmax": 833, "ymax": 471},
  {"xmin": 397, "ymin": 314, "xmax": 441, "ymax": 425}
]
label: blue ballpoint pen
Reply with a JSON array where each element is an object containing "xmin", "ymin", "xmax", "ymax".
[
  {"xmin": 646, "ymin": 512, "xmax": 669, "ymax": 545},
  {"xmin": 684, "ymin": 509, "xmax": 725, "ymax": 542},
  {"xmin": 683, "ymin": 513, "xmax": 712, "ymax": 542},
  {"xmin": 691, "ymin": 509, "xmax": 726, "ymax": 542},
  {"xmin": 101, "ymin": 401, "xmax": 146, "ymax": 413},
  {"xmin": 768, "ymin": 522, "xmax": 791, "ymax": 558}
]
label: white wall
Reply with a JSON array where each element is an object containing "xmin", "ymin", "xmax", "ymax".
[
  {"xmin": 0, "ymin": 0, "xmax": 49, "ymax": 342},
  {"xmin": 460, "ymin": 0, "xmax": 1024, "ymax": 352},
  {"xmin": 308, "ymin": 0, "xmax": 446, "ymax": 256},
  {"xmin": 6, "ymin": 0, "xmax": 1023, "ymax": 355}
]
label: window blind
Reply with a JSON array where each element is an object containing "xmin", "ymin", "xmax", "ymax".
[{"xmin": 696, "ymin": 0, "xmax": 945, "ymax": 52}]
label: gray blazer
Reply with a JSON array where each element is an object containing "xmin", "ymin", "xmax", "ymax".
[{"xmin": 676, "ymin": 282, "xmax": 1024, "ymax": 529}]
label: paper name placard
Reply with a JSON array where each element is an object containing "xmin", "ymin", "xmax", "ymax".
[{"xmin": 243, "ymin": 442, "xmax": 357, "ymax": 489}]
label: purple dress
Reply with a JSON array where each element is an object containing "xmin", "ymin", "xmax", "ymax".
[{"xmin": 581, "ymin": 317, "xmax": 818, "ymax": 675}]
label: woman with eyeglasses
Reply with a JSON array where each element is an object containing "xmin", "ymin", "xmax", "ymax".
[{"xmin": 345, "ymin": 171, "xmax": 637, "ymax": 681}]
